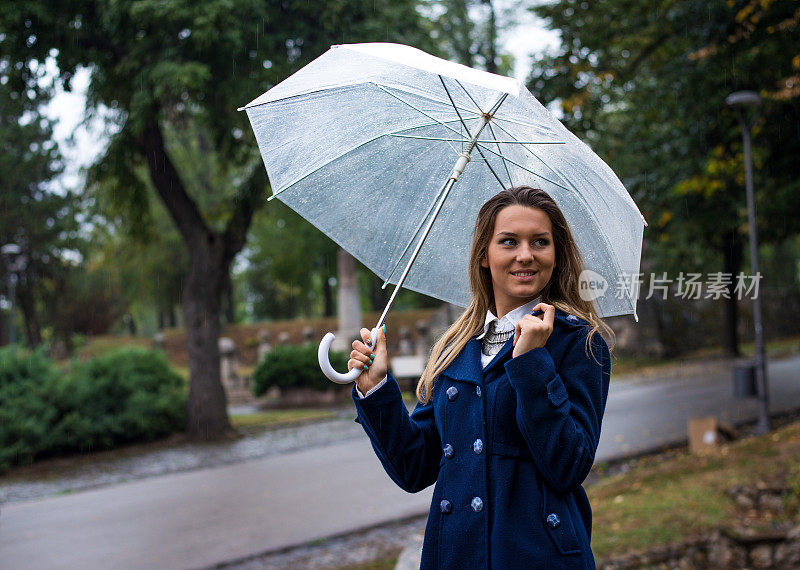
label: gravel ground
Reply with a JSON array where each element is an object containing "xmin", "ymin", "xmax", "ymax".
[{"xmin": 210, "ymin": 515, "xmax": 426, "ymax": 570}]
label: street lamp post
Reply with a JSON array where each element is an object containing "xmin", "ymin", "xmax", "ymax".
[
  {"xmin": 725, "ymin": 90, "xmax": 770, "ymax": 434},
  {"xmin": 1, "ymin": 243, "xmax": 22, "ymax": 346}
]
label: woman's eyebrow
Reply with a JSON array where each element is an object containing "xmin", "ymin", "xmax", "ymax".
[{"xmin": 496, "ymin": 231, "xmax": 551, "ymax": 237}]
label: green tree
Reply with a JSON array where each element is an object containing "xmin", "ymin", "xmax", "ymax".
[
  {"xmin": 0, "ymin": 0, "xmax": 436, "ymax": 438},
  {"xmin": 0, "ymin": 81, "xmax": 80, "ymax": 348},
  {"xmin": 529, "ymin": 0, "xmax": 800, "ymax": 355}
]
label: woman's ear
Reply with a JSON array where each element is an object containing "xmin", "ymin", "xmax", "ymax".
[{"xmin": 480, "ymin": 256, "xmax": 488, "ymax": 268}]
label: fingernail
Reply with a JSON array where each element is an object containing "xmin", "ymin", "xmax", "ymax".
[
  {"xmin": 382, "ymin": 325, "xmax": 386, "ymax": 332},
  {"xmin": 370, "ymin": 354, "xmax": 375, "ymax": 361},
  {"xmin": 363, "ymin": 364, "xmax": 369, "ymax": 370}
]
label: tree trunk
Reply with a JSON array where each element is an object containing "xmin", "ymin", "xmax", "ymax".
[
  {"xmin": 370, "ymin": 273, "xmax": 389, "ymax": 312},
  {"xmin": 140, "ymin": 116, "xmax": 263, "ymax": 440},
  {"xmin": 183, "ymin": 234, "xmax": 231, "ymax": 439},
  {"xmin": 335, "ymin": 248, "xmax": 362, "ymax": 350},
  {"xmin": 323, "ymin": 274, "xmax": 334, "ymax": 317},
  {"xmin": 722, "ymin": 228, "xmax": 743, "ymax": 357},
  {"xmin": 16, "ymin": 282, "xmax": 41, "ymax": 347},
  {"xmin": 484, "ymin": 0, "xmax": 498, "ymax": 74},
  {"xmin": 0, "ymin": 309, "xmax": 7, "ymax": 346}
]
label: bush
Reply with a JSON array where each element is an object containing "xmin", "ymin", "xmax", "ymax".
[
  {"xmin": 0, "ymin": 347, "xmax": 61, "ymax": 471},
  {"xmin": 253, "ymin": 343, "xmax": 349, "ymax": 394},
  {"xmin": 50, "ymin": 348, "xmax": 186, "ymax": 453},
  {"xmin": 0, "ymin": 346, "xmax": 186, "ymax": 473}
]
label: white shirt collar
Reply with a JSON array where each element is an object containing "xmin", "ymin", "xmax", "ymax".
[{"xmin": 475, "ymin": 297, "xmax": 541, "ymax": 340}]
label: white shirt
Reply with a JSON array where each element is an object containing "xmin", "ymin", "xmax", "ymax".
[
  {"xmin": 475, "ymin": 297, "xmax": 541, "ymax": 368},
  {"xmin": 356, "ymin": 297, "xmax": 542, "ymax": 399}
]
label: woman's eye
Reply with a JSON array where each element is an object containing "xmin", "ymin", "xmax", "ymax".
[
  {"xmin": 533, "ymin": 238, "xmax": 550, "ymax": 247},
  {"xmin": 500, "ymin": 238, "xmax": 516, "ymax": 246}
]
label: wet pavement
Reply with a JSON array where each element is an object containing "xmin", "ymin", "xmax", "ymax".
[{"xmin": 0, "ymin": 410, "xmax": 364, "ymax": 504}]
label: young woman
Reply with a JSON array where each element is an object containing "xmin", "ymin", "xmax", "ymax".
[{"xmin": 349, "ymin": 186, "xmax": 613, "ymax": 569}]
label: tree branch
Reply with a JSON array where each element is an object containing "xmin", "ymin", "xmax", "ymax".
[
  {"xmin": 139, "ymin": 117, "xmax": 211, "ymax": 246},
  {"xmin": 223, "ymin": 166, "xmax": 266, "ymax": 263}
]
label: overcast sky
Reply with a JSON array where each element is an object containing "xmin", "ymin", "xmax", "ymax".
[{"xmin": 44, "ymin": 11, "xmax": 559, "ymax": 192}]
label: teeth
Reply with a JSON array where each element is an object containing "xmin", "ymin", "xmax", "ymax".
[{"xmin": 513, "ymin": 272, "xmax": 535, "ymax": 276}]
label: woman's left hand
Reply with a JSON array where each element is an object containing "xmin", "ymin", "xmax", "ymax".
[{"xmin": 512, "ymin": 303, "xmax": 555, "ymax": 358}]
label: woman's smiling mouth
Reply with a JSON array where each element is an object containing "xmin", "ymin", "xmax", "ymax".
[{"xmin": 511, "ymin": 270, "xmax": 538, "ymax": 281}]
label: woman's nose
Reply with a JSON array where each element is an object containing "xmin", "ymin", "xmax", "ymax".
[{"xmin": 516, "ymin": 245, "xmax": 533, "ymax": 262}]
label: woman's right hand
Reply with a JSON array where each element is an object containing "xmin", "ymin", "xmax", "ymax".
[{"xmin": 349, "ymin": 326, "xmax": 388, "ymax": 394}]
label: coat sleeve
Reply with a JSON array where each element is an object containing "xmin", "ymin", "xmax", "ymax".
[
  {"xmin": 352, "ymin": 372, "xmax": 442, "ymax": 493},
  {"xmin": 503, "ymin": 327, "xmax": 610, "ymax": 494}
]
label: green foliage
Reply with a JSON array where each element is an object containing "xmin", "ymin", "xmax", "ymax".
[
  {"xmin": 0, "ymin": 346, "xmax": 186, "ymax": 473},
  {"xmin": 253, "ymin": 343, "xmax": 348, "ymax": 394},
  {"xmin": 529, "ymin": 0, "xmax": 800, "ymax": 272},
  {"xmin": 0, "ymin": 347, "xmax": 61, "ymax": 471},
  {"xmin": 0, "ymin": 80, "xmax": 82, "ymax": 347},
  {"xmin": 51, "ymin": 348, "xmax": 186, "ymax": 452}
]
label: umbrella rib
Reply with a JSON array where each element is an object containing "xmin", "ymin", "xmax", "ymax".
[
  {"xmin": 439, "ymin": 76, "xmax": 475, "ymax": 154},
  {"xmin": 439, "ymin": 77, "xmax": 506, "ymax": 190},
  {"xmin": 378, "ymin": 82, "xmax": 480, "ymax": 118},
  {"xmin": 474, "ymin": 143, "xmax": 570, "ymax": 191},
  {"xmin": 387, "ymin": 135, "xmax": 564, "ymax": 143},
  {"xmin": 374, "ymin": 84, "xmax": 473, "ymax": 149},
  {"xmin": 486, "ymin": 122, "xmax": 514, "ymax": 187},
  {"xmin": 454, "ymin": 78, "xmax": 485, "ymax": 115},
  {"xmin": 490, "ymin": 121, "xmax": 571, "ymax": 188},
  {"xmin": 492, "ymin": 114, "xmax": 561, "ymax": 131}
]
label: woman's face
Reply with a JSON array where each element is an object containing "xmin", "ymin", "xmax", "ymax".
[{"xmin": 480, "ymin": 205, "xmax": 556, "ymax": 318}]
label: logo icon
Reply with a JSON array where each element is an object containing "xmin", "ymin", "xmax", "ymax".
[{"xmin": 578, "ymin": 270, "xmax": 608, "ymax": 301}]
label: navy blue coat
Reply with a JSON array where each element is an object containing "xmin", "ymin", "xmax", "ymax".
[{"xmin": 353, "ymin": 308, "xmax": 611, "ymax": 569}]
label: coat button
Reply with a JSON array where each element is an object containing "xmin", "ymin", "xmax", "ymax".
[
  {"xmin": 476, "ymin": 386, "xmax": 482, "ymax": 398},
  {"xmin": 443, "ymin": 444, "xmax": 454, "ymax": 459},
  {"xmin": 446, "ymin": 386, "xmax": 459, "ymax": 401},
  {"xmin": 546, "ymin": 513, "xmax": 561, "ymax": 529},
  {"xmin": 471, "ymin": 497, "xmax": 483, "ymax": 512},
  {"xmin": 440, "ymin": 500, "xmax": 453, "ymax": 513},
  {"xmin": 473, "ymin": 439, "xmax": 483, "ymax": 454},
  {"xmin": 566, "ymin": 314, "xmax": 578, "ymax": 323}
]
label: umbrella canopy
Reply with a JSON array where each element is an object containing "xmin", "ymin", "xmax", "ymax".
[{"xmin": 242, "ymin": 42, "xmax": 645, "ymax": 319}]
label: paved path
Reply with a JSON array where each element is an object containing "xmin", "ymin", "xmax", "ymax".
[
  {"xmin": 1, "ymin": 356, "xmax": 798, "ymax": 569},
  {"xmin": 597, "ymin": 355, "xmax": 800, "ymax": 460},
  {"xmin": 0, "ymin": 437, "xmax": 432, "ymax": 570}
]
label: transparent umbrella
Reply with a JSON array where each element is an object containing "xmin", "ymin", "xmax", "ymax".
[{"xmin": 241, "ymin": 43, "xmax": 646, "ymax": 383}]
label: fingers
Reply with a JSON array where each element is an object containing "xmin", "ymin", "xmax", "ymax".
[
  {"xmin": 351, "ymin": 339, "xmax": 375, "ymax": 359},
  {"xmin": 543, "ymin": 304, "xmax": 556, "ymax": 327},
  {"xmin": 350, "ymin": 330, "xmax": 377, "ymax": 372}
]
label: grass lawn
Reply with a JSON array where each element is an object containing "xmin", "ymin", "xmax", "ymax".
[
  {"xmin": 588, "ymin": 420, "xmax": 800, "ymax": 560},
  {"xmin": 230, "ymin": 409, "xmax": 337, "ymax": 430}
]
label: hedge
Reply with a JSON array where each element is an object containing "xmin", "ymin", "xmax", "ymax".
[
  {"xmin": 0, "ymin": 346, "xmax": 186, "ymax": 473},
  {"xmin": 252, "ymin": 343, "xmax": 349, "ymax": 395}
]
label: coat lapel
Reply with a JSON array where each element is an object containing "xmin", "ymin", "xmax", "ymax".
[
  {"xmin": 439, "ymin": 337, "xmax": 483, "ymax": 385},
  {"xmin": 482, "ymin": 336, "xmax": 515, "ymax": 378}
]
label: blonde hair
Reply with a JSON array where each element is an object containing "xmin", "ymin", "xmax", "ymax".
[{"xmin": 416, "ymin": 186, "xmax": 614, "ymax": 403}]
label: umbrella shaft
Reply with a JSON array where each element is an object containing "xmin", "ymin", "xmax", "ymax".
[{"xmin": 375, "ymin": 113, "xmax": 494, "ymax": 330}]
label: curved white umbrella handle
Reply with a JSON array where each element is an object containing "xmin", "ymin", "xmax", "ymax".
[{"xmin": 318, "ymin": 327, "xmax": 380, "ymax": 384}]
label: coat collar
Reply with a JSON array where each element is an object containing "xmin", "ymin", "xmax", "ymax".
[
  {"xmin": 438, "ymin": 336, "xmax": 515, "ymax": 384},
  {"xmin": 437, "ymin": 307, "xmax": 586, "ymax": 385}
]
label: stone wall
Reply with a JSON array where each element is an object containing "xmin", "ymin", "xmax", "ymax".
[{"xmin": 599, "ymin": 485, "xmax": 799, "ymax": 569}]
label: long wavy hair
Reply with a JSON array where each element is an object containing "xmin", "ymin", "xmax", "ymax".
[{"xmin": 415, "ymin": 186, "xmax": 614, "ymax": 403}]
